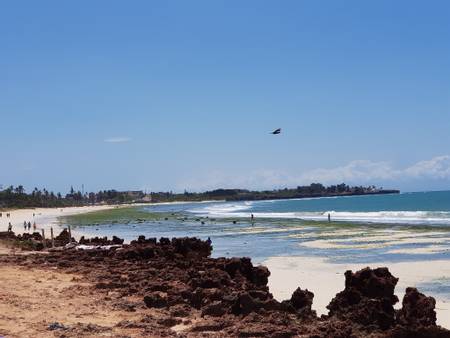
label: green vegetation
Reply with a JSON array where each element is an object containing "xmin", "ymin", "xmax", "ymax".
[
  {"xmin": 60, "ymin": 206, "xmax": 171, "ymax": 226},
  {"xmin": 0, "ymin": 185, "xmax": 146, "ymax": 209},
  {"xmin": 151, "ymin": 184, "xmax": 399, "ymax": 202}
]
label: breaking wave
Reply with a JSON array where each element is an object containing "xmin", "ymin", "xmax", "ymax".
[{"xmin": 190, "ymin": 202, "xmax": 450, "ymax": 225}]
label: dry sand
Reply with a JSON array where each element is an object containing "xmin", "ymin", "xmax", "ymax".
[
  {"xmin": 0, "ymin": 259, "xmax": 148, "ymax": 337},
  {"xmin": 0, "ymin": 205, "xmax": 116, "ymax": 237},
  {"xmin": 265, "ymin": 255, "xmax": 450, "ymax": 329}
]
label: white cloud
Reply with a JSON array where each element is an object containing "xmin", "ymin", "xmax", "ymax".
[
  {"xmin": 104, "ymin": 137, "xmax": 131, "ymax": 143},
  {"xmin": 178, "ymin": 155, "xmax": 450, "ymax": 191},
  {"xmin": 299, "ymin": 160, "xmax": 396, "ymax": 183},
  {"xmin": 403, "ymin": 155, "xmax": 450, "ymax": 179}
]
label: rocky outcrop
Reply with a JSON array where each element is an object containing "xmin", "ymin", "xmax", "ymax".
[
  {"xmin": 281, "ymin": 287, "xmax": 315, "ymax": 316},
  {"xmin": 79, "ymin": 235, "xmax": 124, "ymax": 245},
  {"xmin": 1, "ymin": 236, "xmax": 448, "ymax": 337},
  {"xmin": 327, "ymin": 267, "xmax": 399, "ymax": 329},
  {"xmin": 397, "ymin": 287, "xmax": 437, "ymax": 327}
]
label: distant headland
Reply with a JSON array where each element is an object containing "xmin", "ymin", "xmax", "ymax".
[{"xmin": 0, "ymin": 183, "xmax": 399, "ymax": 209}]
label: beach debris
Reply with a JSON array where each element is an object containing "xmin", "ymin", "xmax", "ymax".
[
  {"xmin": 48, "ymin": 322, "xmax": 67, "ymax": 330},
  {"xmin": 76, "ymin": 244, "xmax": 122, "ymax": 251}
]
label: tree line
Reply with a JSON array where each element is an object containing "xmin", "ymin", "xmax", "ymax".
[
  {"xmin": 0, "ymin": 185, "xmax": 144, "ymax": 208},
  {"xmin": 0, "ymin": 183, "xmax": 398, "ymax": 208}
]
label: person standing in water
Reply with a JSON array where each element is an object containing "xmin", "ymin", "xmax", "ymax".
[{"xmin": 328, "ymin": 213, "xmax": 331, "ymax": 222}]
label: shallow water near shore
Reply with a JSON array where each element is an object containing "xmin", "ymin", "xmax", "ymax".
[{"xmin": 62, "ymin": 191, "xmax": 450, "ymax": 328}]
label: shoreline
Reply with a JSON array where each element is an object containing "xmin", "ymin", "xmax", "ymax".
[{"xmin": 0, "ymin": 200, "xmax": 223, "ymax": 238}]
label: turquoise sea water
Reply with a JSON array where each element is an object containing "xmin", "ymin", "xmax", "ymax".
[
  {"xmin": 188, "ymin": 190, "xmax": 450, "ymax": 225},
  {"xmin": 69, "ymin": 191, "xmax": 450, "ymax": 261}
]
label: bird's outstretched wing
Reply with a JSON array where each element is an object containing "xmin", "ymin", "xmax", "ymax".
[{"xmin": 271, "ymin": 128, "xmax": 281, "ymax": 134}]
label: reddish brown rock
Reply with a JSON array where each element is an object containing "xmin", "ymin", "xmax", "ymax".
[
  {"xmin": 327, "ymin": 267, "xmax": 399, "ymax": 330},
  {"xmin": 2, "ymin": 235, "xmax": 449, "ymax": 338},
  {"xmin": 397, "ymin": 287, "xmax": 437, "ymax": 327}
]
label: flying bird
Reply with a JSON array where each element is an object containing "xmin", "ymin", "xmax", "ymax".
[{"xmin": 271, "ymin": 128, "xmax": 281, "ymax": 135}]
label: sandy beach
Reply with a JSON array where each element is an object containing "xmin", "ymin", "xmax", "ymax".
[
  {"xmin": 265, "ymin": 255, "xmax": 450, "ymax": 329},
  {"xmin": 0, "ymin": 205, "xmax": 117, "ymax": 237}
]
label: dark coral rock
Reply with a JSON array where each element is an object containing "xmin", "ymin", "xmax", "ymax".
[
  {"xmin": 290, "ymin": 287, "xmax": 313, "ymax": 310},
  {"xmin": 327, "ymin": 267, "xmax": 399, "ymax": 330},
  {"xmin": 143, "ymin": 293, "xmax": 168, "ymax": 308},
  {"xmin": 117, "ymin": 246, "xmax": 154, "ymax": 260},
  {"xmin": 397, "ymin": 287, "xmax": 437, "ymax": 327},
  {"xmin": 201, "ymin": 301, "xmax": 227, "ymax": 317},
  {"xmin": 55, "ymin": 229, "xmax": 72, "ymax": 245},
  {"xmin": 112, "ymin": 235, "xmax": 124, "ymax": 245},
  {"xmin": 252, "ymin": 265, "xmax": 270, "ymax": 286}
]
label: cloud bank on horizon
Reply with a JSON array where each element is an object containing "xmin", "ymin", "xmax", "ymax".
[{"xmin": 178, "ymin": 155, "xmax": 450, "ymax": 192}]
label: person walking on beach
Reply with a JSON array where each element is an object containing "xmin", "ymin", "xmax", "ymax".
[
  {"xmin": 27, "ymin": 222, "xmax": 31, "ymax": 231},
  {"xmin": 8, "ymin": 222, "xmax": 12, "ymax": 232},
  {"xmin": 33, "ymin": 222, "xmax": 37, "ymax": 231},
  {"xmin": 24, "ymin": 221, "xmax": 27, "ymax": 231},
  {"xmin": 328, "ymin": 213, "xmax": 331, "ymax": 222}
]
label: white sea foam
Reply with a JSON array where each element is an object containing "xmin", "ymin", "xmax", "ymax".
[
  {"xmin": 189, "ymin": 201, "xmax": 253, "ymax": 216},
  {"xmin": 190, "ymin": 202, "xmax": 450, "ymax": 225}
]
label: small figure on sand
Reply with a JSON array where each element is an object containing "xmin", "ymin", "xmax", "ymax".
[
  {"xmin": 24, "ymin": 221, "xmax": 27, "ymax": 231},
  {"xmin": 328, "ymin": 213, "xmax": 331, "ymax": 222},
  {"xmin": 8, "ymin": 222, "xmax": 12, "ymax": 232},
  {"xmin": 33, "ymin": 222, "xmax": 37, "ymax": 231},
  {"xmin": 27, "ymin": 222, "xmax": 31, "ymax": 231}
]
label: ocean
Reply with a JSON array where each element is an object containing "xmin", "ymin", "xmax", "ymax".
[
  {"xmin": 71, "ymin": 191, "xmax": 450, "ymax": 262},
  {"xmin": 185, "ymin": 190, "xmax": 450, "ymax": 225}
]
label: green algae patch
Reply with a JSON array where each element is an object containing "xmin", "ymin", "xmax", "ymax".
[{"xmin": 59, "ymin": 206, "xmax": 173, "ymax": 226}]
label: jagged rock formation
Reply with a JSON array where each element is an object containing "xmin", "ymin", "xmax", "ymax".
[
  {"xmin": 1, "ymin": 235, "xmax": 449, "ymax": 337},
  {"xmin": 79, "ymin": 235, "xmax": 124, "ymax": 245},
  {"xmin": 327, "ymin": 267, "xmax": 399, "ymax": 329}
]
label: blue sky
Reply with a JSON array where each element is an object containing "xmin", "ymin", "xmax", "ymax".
[{"xmin": 1, "ymin": 0, "xmax": 449, "ymax": 193}]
